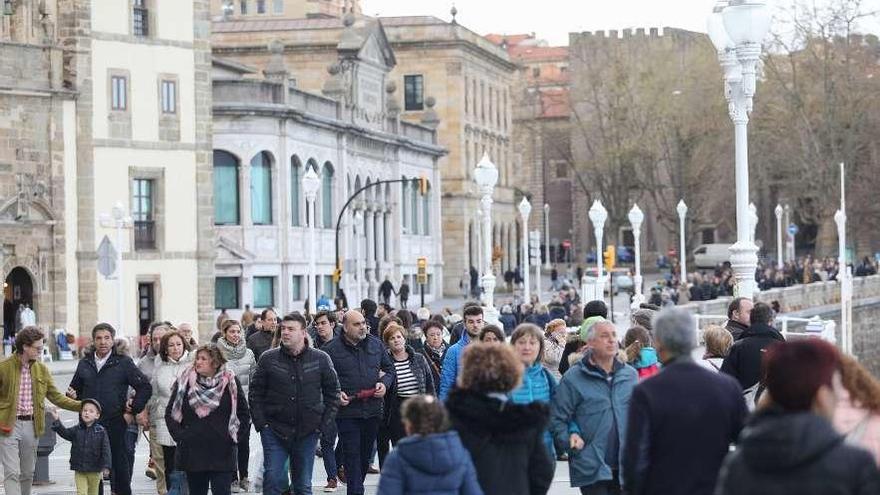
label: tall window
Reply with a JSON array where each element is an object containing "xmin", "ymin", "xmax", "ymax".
[
  {"xmin": 138, "ymin": 283, "xmax": 155, "ymax": 335},
  {"xmin": 131, "ymin": 179, "xmax": 155, "ymax": 250},
  {"xmin": 161, "ymin": 80, "xmax": 176, "ymax": 114},
  {"xmin": 272, "ymin": 0, "xmax": 283, "ymax": 13},
  {"xmin": 292, "ymin": 275, "xmax": 303, "ymax": 300},
  {"xmin": 321, "ymin": 162, "xmax": 334, "ymax": 228},
  {"xmin": 422, "ymin": 181, "xmax": 431, "ymax": 236},
  {"xmin": 133, "ymin": 0, "xmax": 149, "ymax": 37},
  {"xmin": 404, "ymin": 75, "xmax": 424, "ymax": 111},
  {"xmin": 291, "ymin": 156, "xmax": 302, "ymax": 226},
  {"xmin": 251, "ymin": 151, "xmax": 273, "ymax": 225},
  {"xmin": 253, "ymin": 276, "xmax": 274, "ymax": 307},
  {"xmin": 240, "ymin": 0, "xmax": 248, "ymax": 13},
  {"xmin": 256, "ymin": 0, "xmax": 266, "ymax": 13},
  {"xmin": 111, "ymin": 76, "xmax": 127, "ymax": 111},
  {"xmin": 215, "ymin": 277, "xmax": 239, "ymax": 309},
  {"xmin": 213, "ymin": 150, "xmax": 240, "ymax": 225},
  {"xmin": 411, "ymin": 178, "xmax": 419, "ymax": 235}
]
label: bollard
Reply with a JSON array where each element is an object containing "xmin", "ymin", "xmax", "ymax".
[{"xmin": 32, "ymin": 410, "xmax": 57, "ymax": 485}]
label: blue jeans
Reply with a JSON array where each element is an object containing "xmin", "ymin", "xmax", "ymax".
[
  {"xmin": 261, "ymin": 428, "xmax": 318, "ymax": 495},
  {"xmin": 335, "ymin": 417, "xmax": 379, "ymax": 495},
  {"xmin": 320, "ymin": 421, "xmax": 338, "ymax": 480}
]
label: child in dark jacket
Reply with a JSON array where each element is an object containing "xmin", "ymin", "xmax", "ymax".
[
  {"xmin": 377, "ymin": 395, "xmax": 484, "ymax": 495},
  {"xmin": 51, "ymin": 398, "xmax": 112, "ymax": 495}
]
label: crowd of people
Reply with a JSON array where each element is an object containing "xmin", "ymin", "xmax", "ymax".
[{"xmin": 2, "ymin": 293, "xmax": 880, "ymax": 495}]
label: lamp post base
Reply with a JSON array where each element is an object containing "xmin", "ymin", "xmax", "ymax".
[
  {"xmin": 729, "ymin": 240, "xmax": 759, "ymax": 298},
  {"xmin": 481, "ymin": 273, "xmax": 500, "ymax": 325}
]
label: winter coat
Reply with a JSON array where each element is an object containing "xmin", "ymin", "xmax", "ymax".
[
  {"xmin": 322, "ymin": 334, "xmax": 395, "ymax": 420},
  {"xmin": 720, "ymin": 322, "xmax": 785, "ymax": 390},
  {"xmin": 833, "ymin": 389, "xmax": 880, "ymax": 466},
  {"xmin": 0, "ymin": 354, "xmax": 81, "ymax": 436},
  {"xmin": 164, "ymin": 376, "xmax": 250, "ymax": 473},
  {"xmin": 377, "ymin": 430, "xmax": 484, "ymax": 495},
  {"xmin": 725, "ymin": 320, "xmax": 749, "ymax": 341},
  {"xmin": 137, "ymin": 348, "xmax": 160, "ymax": 379},
  {"xmin": 148, "ymin": 352, "xmax": 193, "ymax": 446},
  {"xmin": 439, "ymin": 332, "xmax": 471, "ymax": 401},
  {"xmin": 421, "ymin": 343, "xmax": 446, "ymax": 389},
  {"xmin": 70, "ymin": 348, "xmax": 152, "ymax": 420},
  {"xmin": 498, "ymin": 314, "xmax": 517, "ymax": 336},
  {"xmin": 697, "ymin": 356, "xmax": 724, "ymax": 373},
  {"xmin": 549, "ymin": 352, "xmax": 637, "ymax": 488},
  {"xmin": 446, "ymin": 389, "xmax": 554, "ymax": 495},
  {"xmin": 52, "ymin": 419, "xmax": 112, "ymax": 473},
  {"xmin": 715, "ymin": 408, "xmax": 880, "ymax": 495},
  {"xmin": 631, "ymin": 347, "xmax": 660, "ymax": 380},
  {"xmin": 248, "ymin": 344, "xmax": 340, "ymax": 439},
  {"xmin": 510, "ymin": 362, "xmax": 557, "ymax": 459},
  {"xmin": 542, "ymin": 337, "xmax": 565, "ymax": 379},
  {"xmin": 384, "ymin": 347, "xmax": 436, "ymax": 426},
  {"xmin": 622, "ymin": 358, "xmax": 746, "ymax": 495},
  {"xmin": 216, "ymin": 338, "xmax": 257, "ymax": 396},
  {"xmin": 246, "ymin": 330, "xmax": 274, "ymax": 360}
]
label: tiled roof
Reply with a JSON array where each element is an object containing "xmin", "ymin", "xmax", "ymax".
[
  {"xmin": 212, "ymin": 17, "xmax": 344, "ymax": 32},
  {"xmin": 509, "ymin": 45, "xmax": 568, "ymax": 62}
]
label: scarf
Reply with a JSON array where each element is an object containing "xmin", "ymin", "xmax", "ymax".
[
  {"xmin": 170, "ymin": 365, "xmax": 239, "ymax": 442},
  {"xmin": 216, "ymin": 337, "xmax": 248, "ymax": 361}
]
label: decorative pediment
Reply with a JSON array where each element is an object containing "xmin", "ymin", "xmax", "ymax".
[
  {"xmin": 215, "ymin": 235, "xmax": 255, "ymax": 261},
  {"xmin": 0, "ymin": 173, "xmax": 55, "ymax": 223}
]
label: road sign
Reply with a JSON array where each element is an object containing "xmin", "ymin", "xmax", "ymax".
[
  {"xmin": 788, "ymin": 223, "xmax": 799, "ymax": 236},
  {"xmin": 96, "ymin": 236, "xmax": 117, "ymax": 279}
]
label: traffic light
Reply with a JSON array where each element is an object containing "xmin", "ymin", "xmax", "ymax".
[
  {"xmin": 417, "ymin": 257, "xmax": 428, "ymax": 284},
  {"xmin": 418, "ymin": 176, "xmax": 429, "ymax": 196},
  {"xmin": 603, "ymin": 246, "xmax": 616, "ymax": 271},
  {"xmin": 332, "ymin": 267, "xmax": 342, "ymax": 284}
]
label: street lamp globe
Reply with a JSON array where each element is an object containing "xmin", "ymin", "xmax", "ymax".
[
  {"xmin": 707, "ymin": 0, "xmax": 734, "ymax": 52},
  {"xmin": 588, "ymin": 200, "xmax": 607, "ymax": 228},
  {"xmin": 676, "ymin": 200, "xmax": 688, "ymax": 219},
  {"xmin": 628, "ymin": 204, "xmax": 644, "ymax": 230},
  {"xmin": 302, "ymin": 166, "xmax": 320, "ymax": 200},
  {"xmin": 518, "ymin": 197, "xmax": 532, "ymax": 219},
  {"xmin": 721, "ymin": 0, "xmax": 772, "ymax": 47},
  {"xmin": 474, "ymin": 152, "xmax": 499, "ymax": 193}
]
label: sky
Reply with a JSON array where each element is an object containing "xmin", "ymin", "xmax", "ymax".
[{"xmin": 364, "ymin": 0, "xmax": 880, "ymax": 46}]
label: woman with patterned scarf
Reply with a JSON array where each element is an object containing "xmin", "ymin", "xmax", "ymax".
[
  {"xmin": 164, "ymin": 345, "xmax": 250, "ymax": 495},
  {"xmin": 216, "ymin": 320, "xmax": 257, "ymax": 493}
]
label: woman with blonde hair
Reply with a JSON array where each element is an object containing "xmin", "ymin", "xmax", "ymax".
[
  {"xmin": 542, "ymin": 319, "xmax": 567, "ymax": 379},
  {"xmin": 834, "ymin": 353, "xmax": 880, "ymax": 465},
  {"xmin": 699, "ymin": 325, "xmax": 733, "ymax": 373}
]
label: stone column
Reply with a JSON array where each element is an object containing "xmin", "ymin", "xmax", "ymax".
[{"xmin": 365, "ymin": 208, "xmax": 378, "ymax": 299}]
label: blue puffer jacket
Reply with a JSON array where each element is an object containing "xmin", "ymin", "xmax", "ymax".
[
  {"xmin": 549, "ymin": 351, "xmax": 637, "ymax": 488},
  {"xmin": 377, "ymin": 430, "xmax": 484, "ymax": 495},
  {"xmin": 439, "ymin": 332, "xmax": 471, "ymax": 401},
  {"xmin": 510, "ymin": 362, "xmax": 557, "ymax": 459}
]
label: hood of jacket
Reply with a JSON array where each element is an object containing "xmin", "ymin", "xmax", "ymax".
[
  {"xmin": 738, "ymin": 408, "xmax": 843, "ymax": 473},
  {"xmin": 393, "ymin": 431, "xmax": 471, "ymax": 475},
  {"xmin": 633, "ymin": 347, "xmax": 659, "ymax": 369},
  {"xmin": 447, "ymin": 388, "xmax": 548, "ymax": 440}
]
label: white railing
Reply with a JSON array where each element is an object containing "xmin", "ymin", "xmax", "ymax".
[{"xmin": 692, "ymin": 314, "xmax": 837, "ymax": 346}]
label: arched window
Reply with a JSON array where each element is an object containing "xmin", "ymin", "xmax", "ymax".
[
  {"xmin": 410, "ymin": 178, "xmax": 419, "ymax": 235},
  {"xmin": 250, "ymin": 151, "xmax": 273, "ymax": 225},
  {"xmin": 321, "ymin": 162, "xmax": 334, "ymax": 228},
  {"xmin": 422, "ymin": 180, "xmax": 431, "ymax": 236},
  {"xmin": 290, "ymin": 155, "xmax": 302, "ymax": 227},
  {"xmin": 213, "ymin": 150, "xmax": 240, "ymax": 225}
]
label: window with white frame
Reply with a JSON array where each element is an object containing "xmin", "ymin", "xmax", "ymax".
[
  {"xmin": 111, "ymin": 75, "xmax": 127, "ymax": 111},
  {"xmin": 160, "ymin": 79, "xmax": 176, "ymax": 114}
]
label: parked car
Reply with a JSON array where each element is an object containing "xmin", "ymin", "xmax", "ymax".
[
  {"xmin": 616, "ymin": 246, "xmax": 635, "ymax": 264},
  {"xmin": 582, "ymin": 268, "xmax": 634, "ymax": 296},
  {"xmin": 693, "ymin": 243, "xmax": 734, "ymax": 269}
]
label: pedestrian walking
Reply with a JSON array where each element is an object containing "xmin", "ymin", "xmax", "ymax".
[
  {"xmin": 721, "ymin": 302, "xmax": 784, "ymax": 403},
  {"xmin": 216, "ymin": 320, "xmax": 257, "ymax": 493},
  {"xmin": 478, "ymin": 325, "xmax": 505, "ymax": 344},
  {"xmin": 715, "ymin": 339, "xmax": 880, "ymax": 495},
  {"xmin": 622, "ymin": 308, "xmax": 746, "ymax": 495},
  {"xmin": 241, "ymin": 304, "xmax": 256, "ymax": 329},
  {"xmin": 69, "ymin": 323, "xmax": 152, "ymax": 495},
  {"xmin": 696, "ymin": 324, "xmax": 732, "ymax": 373},
  {"xmin": 248, "ymin": 313, "xmax": 340, "ymax": 495},
  {"xmin": 50, "ymin": 398, "xmax": 111, "ymax": 495},
  {"xmin": 559, "ymin": 300, "xmax": 607, "ymax": 376},
  {"xmin": 420, "ymin": 320, "xmax": 447, "ymax": 389},
  {"xmin": 137, "ymin": 321, "xmax": 169, "ymax": 491},
  {"xmin": 550, "ymin": 320, "xmax": 636, "ymax": 495},
  {"xmin": 509, "ymin": 324, "xmax": 558, "ymax": 461},
  {"xmin": 542, "ymin": 319, "xmax": 567, "ymax": 379},
  {"xmin": 0, "ymin": 326, "xmax": 82, "ymax": 495},
  {"xmin": 439, "ymin": 305, "xmax": 484, "ymax": 400},
  {"xmin": 376, "ymin": 395, "xmax": 483, "ymax": 495},
  {"xmin": 165, "ymin": 345, "xmax": 250, "ymax": 495},
  {"xmin": 446, "ymin": 343, "xmax": 554, "ymax": 495},
  {"xmin": 308, "ymin": 311, "xmax": 342, "ymax": 492},
  {"xmin": 246, "ymin": 309, "xmax": 278, "ymax": 360},
  {"xmin": 724, "ymin": 297, "xmax": 752, "ymax": 341},
  {"xmin": 398, "ymin": 281, "xmax": 410, "ymax": 309},
  {"xmin": 622, "ymin": 326, "xmax": 659, "ymax": 380},
  {"xmin": 834, "ymin": 353, "xmax": 880, "ymax": 466},
  {"xmin": 379, "ymin": 277, "xmax": 395, "ymax": 307}
]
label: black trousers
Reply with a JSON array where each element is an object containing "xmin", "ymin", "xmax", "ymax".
[
  {"xmin": 377, "ymin": 400, "xmax": 406, "ymax": 468},
  {"xmin": 187, "ymin": 471, "xmax": 233, "ymax": 495},
  {"xmin": 162, "ymin": 445, "xmax": 177, "ymax": 473},
  {"xmin": 236, "ymin": 439, "xmax": 249, "ymax": 479},
  {"xmin": 97, "ymin": 415, "xmax": 133, "ymax": 495}
]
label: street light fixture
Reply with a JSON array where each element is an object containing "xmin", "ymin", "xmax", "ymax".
[
  {"xmin": 474, "ymin": 152, "xmax": 500, "ymax": 324},
  {"xmin": 628, "ymin": 204, "xmax": 645, "ymax": 309},
  {"xmin": 707, "ymin": 0, "xmax": 771, "ymax": 298},
  {"xmin": 518, "ymin": 197, "xmax": 532, "ymax": 304},
  {"xmin": 588, "ymin": 200, "xmax": 608, "ymax": 302},
  {"xmin": 774, "ymin": 204, "xmax": 783, "ymax": 269},
  {"xmin": 677, "ymin": 200, "xmax": 688, "ymax": 286},
  {"xmin": 543, "ymin": 204, "xmax": 551, "ymax": 271},
  {"xmin": 302, "ymin": 167, "xmax": 321, "ymax": 315}
]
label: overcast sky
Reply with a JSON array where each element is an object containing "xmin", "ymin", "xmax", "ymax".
[{"xmin": 364, "ymin": 0, "xmax": 880, "ymax": 46}]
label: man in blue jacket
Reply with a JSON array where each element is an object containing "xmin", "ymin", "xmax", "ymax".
[
  {"xmin": 550, "ymin": 320, "xmax": 637, "ymax": 494},
  {"xmin": 438, "ymin": 305, "xmax": 484, "ymax": 400},
  {"xmin": 323, "ymin": 309, "xmax": 395, "ymax": 495}
]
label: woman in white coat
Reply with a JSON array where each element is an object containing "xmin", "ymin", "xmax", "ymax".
[
  {"xmin": 149, "ymin": 331, "xmax": 192, "ymax": 495},
  {"xmin": 216, "ymin": 319, "xmax": 257, "ymax": 493}
]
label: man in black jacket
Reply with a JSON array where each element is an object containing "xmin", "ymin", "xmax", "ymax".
[
  {"xmin": 323, "ymin": 310, "xmax": 395, "ymax": 495},
  {"xmin": 68, "ymin": 323, "xmax": 151, "ymax": 495},
  {"xmin": 724, "ymin": 297, "xmax": 753, "ymax": 341},
  {"xmin": 721, "ymin": 302, "xmax": 785, "ymax": 390},
  {"xmin": 250, "ymin": 312, "xmax": 340, "ymax": 495}
]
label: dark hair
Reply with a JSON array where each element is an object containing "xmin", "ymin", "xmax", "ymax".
[
  {"xmin": 479, "ymin": 325, "xmax": 506, "ymax": 343},
  {"xmin": 763, "ymin": 339, "xmax": 839, "ymax": 411},
  {"xmin": 463, "ymin": 305, "xmax": 484, "ymax": 318},
  {"xmin": 148, "ymin": 321, "xmax": 169, "ymax": 338},
  {"xmin": 260, "ymin": 307, "xmax": 277, "ymax": 320},
  {"xmin": 750, "ymin": 302, "xmax": 773, "ymax": 326},
  {"xmin": 727, "ymin": 297, "xmax": 750, "ymax": 319},
  {"xmin": 92, "ymin": 322, "xmax": 116, "ymax": 339},
  {"xmin": 360, "ymin": 299, "xmax": 377, "ymax": 316},
  {"xmin": 158, "ymin": 331, "xmax": 190, "ymax": 362},
  {"xmin": 583, "ymin": 300, "xmax": 608, "ymax": 319},
  {"xmin": 422, "ymin": 320, "xmax": 445, "ymax": 336},
  {"xmin": 378, "ymin": 303, "xmax": 392, "ymax": 314},
  {"xmin": 624, "ymin": 326, "xmax": 652, "ymax": 348},
  {"xmin": 394, "ymin": 309, "xmax": 413, "ymax": 330},
  {"xmin": 194, "ymin": 344, "xmax": 227, "ymax": 372},
  {"xmin": 401, "ymin": 395, "xmax": 449, "ymax": 435},
  {"xmin": 314, "ymin": 311, "xmax": 335, "ymax": 324},
  {"xmin": 220, "ymin": 319, "xmax": 241, "ymax": 335},
  {"xmin": 282, "ymin": 312, "xmax": 308, "ymax": 330},
  {"xmin": 14, "ymin": 326, "xmax": 44, "ymax": 354},
  {"xmin": 458, "ymin": 343, "xmax": 523, "ymax": 394},
  {"xmin": 510, "ymin": 323, "xmax": 545, "ymax": 363}
]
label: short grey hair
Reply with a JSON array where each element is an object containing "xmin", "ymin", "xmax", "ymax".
[
  {"xmin": 586, "ymin": 320, "xmax": 616, "ymax": 341},
  {"xmin": 652, "ymin": 308, "xmax": 696, "ymax": 358}
]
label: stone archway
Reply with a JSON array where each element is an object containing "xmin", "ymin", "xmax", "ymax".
[{"xmin": 3, "ymin": 267, "xmax": 35, "ymax": 338}]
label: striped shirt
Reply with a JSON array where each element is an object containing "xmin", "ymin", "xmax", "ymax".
[{"xmin": 393, "ymin": 357, "xmax": 420, "ymax": 398}]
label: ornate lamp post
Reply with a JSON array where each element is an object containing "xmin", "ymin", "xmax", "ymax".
[
  {"xmin": 749, "ymin": 202, "xmax": 759, "ymax": 245},
  {"xmin": 836, "ymin": 162, "xmax": 852, "ymax": 355},
  {"xmin": 474, "ymin": 153, "xmax": 500, "ymax": 324},
  {"xmin": 677, "ymin": 200, "xmax": 688, "ymax": 286},
  {"xmin": 628, "ymin": 204, "xmax": 645, "ymax": 309},
  {"xmin": 774, "ymin": 204, "xmax": 784, "ymax": 269},
  {"xmin": 543, "ymin": 204, "xmax": 551, "ymax": 270},
  {"xmin": 302, "ymin": 167, "xmax": 321, "ymax": 315},
  {"xmin": 707, "ymin": 0, "xmax": 771, "ymax": 298},
  {"xmin": 518, "ymin": 197, "xmax": 532, "ymax": 304},
  {"xmin": 354, "ymin": 210, "xmax": 364, "ymax": 306},
  {"xmin": 588, "ymin": 200, "xmax": 608, "ymax": 302},
  {"xmin": 99, "ymin": 202, "xmax": 132, "ymax": 337}
]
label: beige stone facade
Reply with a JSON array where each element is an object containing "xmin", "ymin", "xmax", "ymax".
[
  {"xmin": 210, "ymin": 0, "xmax": 360, "ymax": 20},
  {"xmin": 212, "ymin": 14, "xmax": 520, "ymax": 297}
]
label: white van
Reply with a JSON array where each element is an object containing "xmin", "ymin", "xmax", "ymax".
[{"xmin": 693, "ymin": 244, "xmax": 734, "ymax": 269}]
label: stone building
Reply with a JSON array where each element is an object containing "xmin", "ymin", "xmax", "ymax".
[
  {"xmin": 211, "ymin": 19, "xmax": 444, "ymax": 320},
  {"xmin": 211, "ymin": 5, "xmax": 521, "ymax": 297},
  {"xmin": 209, "ymin": 0, "xmax": 360, "ymax": 19}
]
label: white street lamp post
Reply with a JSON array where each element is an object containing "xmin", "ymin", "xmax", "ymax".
[
  {"xmin": 749, "ymin": 202, "xmax": 758, "ymax": 245},
  {"xmin": 474, "ymin": 153, "xmax": 500, "ymax": 324},
  {"xmin": 354, "ymin": 210, "xmax": 363, "ymax": 306},
  {"xmin": 543, "ymin": 204, "xmax": 551, "ymax": 270},
  {"xmin": 302, "ymin": 168, "xmax": 321, "ymax": 315},
  {"xmin": 518, "ymin": 198, "xmax": 532, "ymax": 304},
  {"xmin": 475, "ymin": 209, "xmax": 483, "ymax": 291},
  {"xmin": 707, "ymin": 0, "xmax": 771, "ymax": 298},
  {"xmin": 774, "ymin": 204, "xmax": 784, "ymax": 270},
  {"xmin": 588, "ymin": 200, "xmax": 608, "ymax": 302},
  {"xmin": 677, "ymin": 200, "xmax": 688, "ymax": 286},
  {"xmin": 100, "ymin": 202, "xmax": 132, "ymax": 337},
  {"xmin": 628, "ymin": 204, "xmax": 645, "ymax": 309},
  {"xmin": 836, "ymin": 162, "xmax": 852, "ymax": 355},
  {"xmin": 533, "ymin": 229, "xmax": 541, "ymax": 303}
]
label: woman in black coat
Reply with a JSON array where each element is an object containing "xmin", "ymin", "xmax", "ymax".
[
  {"xmin": 165, "ymin": 345, "xmax": 250, "ymax": 495},
  {"xmin": 446, "ymin": 342, "xmax": 554, "ymax": 495}
]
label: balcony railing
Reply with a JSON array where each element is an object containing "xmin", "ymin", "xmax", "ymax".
[{"xmin": 134, "ymin": 220, "xmax": 156, "ymax": 250}]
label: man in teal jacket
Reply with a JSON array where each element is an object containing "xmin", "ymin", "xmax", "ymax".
[{"xmin": 550, "ymin": 320, "xmax": 637, "ymax": 494}]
